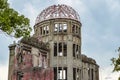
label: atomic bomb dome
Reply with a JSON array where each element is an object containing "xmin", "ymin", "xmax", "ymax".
[
  {"xmin": 8, "ymin": 4, "xmax": 99, "ymax": 80},
  {"xmin": 35, "ymin": 4, "xmax": 80, "ymax": 24}
]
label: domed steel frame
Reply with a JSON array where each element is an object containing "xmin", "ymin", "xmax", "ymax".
[{"xmin": 35, "ymin": 4, "xmax": 80, "ymax": 24}]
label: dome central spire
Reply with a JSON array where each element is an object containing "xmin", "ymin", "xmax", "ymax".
[{"xmin": 35, "ymin": 4, "xmax": 80, "ymax": 24}]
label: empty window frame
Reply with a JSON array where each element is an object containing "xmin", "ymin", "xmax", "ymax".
[
  {"xmin": 42, "ymin": 54, "xmax": 47, "ymax": 68},
  {"xmin": 40, "ymin": 27, "xmax": 42, "ymax": 35},
  {"xmin": 76, "ymin": 45, "xmax": 79, "ymax": 58},
  {"xmin": 17, "ymin": 72, "xmax": 23, "ymax": 80},
  {"xmin": 79, "ymin": 27, "xmax": 80, "ymax": 35},
  {"xmin": 63, "ymin": 43, "xmax": 67, "ymax": 56},
  {"xmin": 59, "ymin": 24, "xmax": 62, "ymax": 32},
  {"xmin": 73, "ymin": 44, "xmax": 76, "ymax": 57},
  {"xmin": 73, "ymin": 68, "xmax": 76, "ymax": 80},
  {"xmin": 46, "ymin": 25, "xmax": 49, "ymax": 34},
  {"xmin": 54, "ymin": 23, "xmax": 59, "ymax": 33},
  {"xmin": 73, "ymin": 44, "xmax": 80, "ymax": 58},
  {"xmin": 88, "ymin": 69, "xmax": 90, "ymax": 80},
  {"xmin": 73, "ymin": 68, "xmax": 81, "ymax": 80},
  {"xmin": 18, "ymin": 54, "xmax": 23, "ymax": 64},
  {"xmin": 76, "ymin": 26, "xmax": 78, "ymax": 33},
  {"xmin": 63, "ymin": 23, "xmax": 67, "ymax": 32},
  {"xmin": 54, "ymin": 23, "xmax": 67, "ymax": 33},
  {"xmin": 72, "ymin": 24, "xmax": 80, "ymax": 34},
  {"xmin": 58, "ymin": 67, "xmax": 67, "ymax": 80},
  {"xmin": 42, "ymin": 25, "xmax": 49, "ymax": 35},
  {"xmin": 64, "ymin": 67, "xmax": 67, "ymax": 80},
  {"xmin": 54, "ymin": 43, "xmax": 57, "ymax": 56},
  {"xmin": 54, "ymin": 67, "xmax": 67, "ymax": 80},
  {"xmin": 54, "ymin": 67, "xmax": 57, "ymax": 80},
  {"xmin": 77, "ymin": 69, "xmax": 79, "ymax": 80},
  {"xmin": 77, "ymin": 69, "xmax": 81, "ymax": 80},
  {"xmin": 72, "ymin": 25, "xmax": 76, "ymax": 33},
  {"xmin": 54, "ymin": 42, "xmax": 67, "ymax": 57},
  {"xmin": 91, "ymin": 69, "xmax": 94, "ymax": 80},
  {"xmin": 43, "ymin": 26, "xmax": 46, "ymax": 35},
  {"xmin": 58, "ymin": 43, "xmax": 62, "ymax": 56}
]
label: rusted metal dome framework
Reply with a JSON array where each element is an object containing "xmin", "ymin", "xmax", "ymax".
[{"xmin": 35, "ymin": 4, "xmax": 80, "ymax": 24}]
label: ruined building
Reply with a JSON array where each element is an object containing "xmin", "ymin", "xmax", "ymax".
[{"xmin": 8, "ymin": 4, "xmax": 99, "ymax": 80}]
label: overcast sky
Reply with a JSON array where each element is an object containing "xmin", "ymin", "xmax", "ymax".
[{"xmin": 0, "ymin": 0, "xmax": 120, "ymax": 80}]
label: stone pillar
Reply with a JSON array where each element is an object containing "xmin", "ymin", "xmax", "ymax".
[
  {"xmin": 67, "ymin": 41, "xmax": 73, "ymax": 80},
  {"xmin": 8, "ymin": 44, "xmax": 16, "ymax": 80}
]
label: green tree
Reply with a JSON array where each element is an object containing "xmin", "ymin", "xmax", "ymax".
[
  {"xmin": 0, "ymin": 0, "xmax": 32, "ymax": 38},
  {"xmin": 111, "ymin": 47, "xmax": 120, "ymax": 80}
]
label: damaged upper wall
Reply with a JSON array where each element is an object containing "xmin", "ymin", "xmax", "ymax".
[
  {"xmin": 81, "ymin": 54, "xmax": 99, "ymax": 80},
  {"xmin": 14, "ymin": 37, "xmax": 50, "ymax": 68},
  {"xmin": 81, "ymin": 54, "xmax": 99, "ymax": 66},
  {"xmin": 20, "ymin": 37, "xmax": 49, "ymax": 51},
  {"xmin": 8, "ymin": 37, "xmax": 53, "ymax": 80}
]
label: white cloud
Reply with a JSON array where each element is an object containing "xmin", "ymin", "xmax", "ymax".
[
  {"xmin": 0, "ymin": 64, "xmax": 8, "ymax": 80},
  {"xmin": 106, "ymin": 0, "xmax": 120, "ymax": 11},
  {"xmin": 22, "ymin": 3, "xmax": 39, "ymax": 35},
  {"xmin": 105, "ymin": 0, "xmax": 120, "ymax": 18},
  {"xmin": 100, "ymin": 66, "xmax": 119, "ymax": 80},
  {"xmin": 22, "ymin": 3, "xmax": 38, "ymax": 26}
]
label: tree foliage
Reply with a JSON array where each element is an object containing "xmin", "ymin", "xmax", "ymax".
[
  {"xmin": 111, "ymin": 47, "xmax": 120, "ymax": 72},
  {"xmin": 0, "ymin": 0, "xmax": 32, "ymax": 38},
  {"xmin": 111, "ymin": 47, "xmax": 120, "ymax": 80}
]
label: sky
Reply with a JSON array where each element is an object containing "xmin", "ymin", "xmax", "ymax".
[{"xmin": 0, "ymin": 0, "xmax": 120, "ymax": 80}]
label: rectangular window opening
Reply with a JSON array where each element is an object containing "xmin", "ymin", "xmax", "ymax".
[
  {"xmin": 43, "ymin": 26, "xmax": 46, "ymax": 35},
  {"xmin": 46, "ymin": 26, "xmax": 49, "ymax": 34},
  {"xmin": 54, "ymin": 24, "xmax": 59, "ymax": 33},
  {"xmin": 58, "ymin": 67, "xmax": 67, "ymax": 80},
  {"xmin": 72, "ymin": 25, "xmax": 75, "ymax": 33},
  {"xmin": 79, "ymin": 27, "xmax": 80, "ymax": 35},
  {"xmin": 63, "ymin": 43, "xmax": 67, "ymax": 56},
  {"xmin": 18, "ymin": 54, "xmax": 23, "ymax": 64},
  {"xmin": 58, "ymin": 43, "xmax": 62, "ymax": 56},
  {"xmin": 88, "ymin": 69, "xmax": 90, "ymax": 80},
  {"xmin": 58, "ymin": 67, "xmax": 62, "ymax": 79},
  {"xmin": 59, "ymin": 24, "xmax": 62, "ymax": 32},
  {"xmin": 76, "ymin": 26, "xmax": 78, "ymax": 33},
  {"xmin": 63, "ymin": 24, "xmax": 67, "ymax": 32},
  {"xmin": 54, "ymin": 43, "xmax": 57, "ymax": 56},
  {"xmin": 54, "ymin": 67, "xmax": 57, "ymax": 80},
  {"xmin": 73, "ymin": 68, "xmax": 76, "ymax": 80},
  {"xmin": 91, "ymin": 69, "xmax": 94, "ymax": 80},
  {"xmin": 17, "ymin": 72, "xmax": 23, "ymax": 80},
  {"xmin": 76, "ymin": 45, "xmax": 79, "ymax": 58},
  {"xmin": 77, "ymin": 69, "xmax": 79, "ymax": 80},
  {"xmin": 64, "ymin": 67, "xmax": 67, "ymax": 80},
  {"xmin": 73, "ymin": 44, "xmax": 75, "ymax": 57}
]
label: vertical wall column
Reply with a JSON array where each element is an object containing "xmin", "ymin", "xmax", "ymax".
[
  {"xmin": 49, "ymin": 20, "xmax": 54, "ymax": 67},
  {"xmin": 67, "ymin": 41, "xmax": 73, "ymax": 80},
  {"xmin": 8, "ymin": 44, "xmax": 16, "ymax": 80}
]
